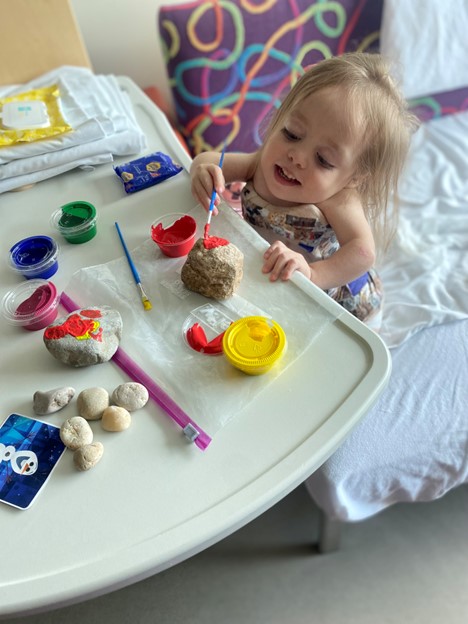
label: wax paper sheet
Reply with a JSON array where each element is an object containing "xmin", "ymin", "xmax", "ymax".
[{"xmin": 65, "ymin": 204, "xmax": 339, "ymax": 437}]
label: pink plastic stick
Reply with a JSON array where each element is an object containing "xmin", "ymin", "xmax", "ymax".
[{"xmin": 60, "ymin": 291, "xmax": 212, "ymax": 450}]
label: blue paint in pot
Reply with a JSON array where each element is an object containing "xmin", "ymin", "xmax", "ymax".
[{"xmin": 9, "ymin": 235, "xmax": 59, "ymax": 279}]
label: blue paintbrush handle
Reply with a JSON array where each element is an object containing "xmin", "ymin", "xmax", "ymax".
[{"xmin": 115, "ymin": 221, "xmax": 141, "ymax": 284}]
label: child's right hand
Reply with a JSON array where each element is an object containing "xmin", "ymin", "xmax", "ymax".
[{"xmin": 190, "ymin": 161, "xmax": 226, "ymax": 214}]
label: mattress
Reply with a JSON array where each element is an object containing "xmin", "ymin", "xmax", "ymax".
[{"xmin": 305, "ymin": 108, "xmax": 468, "ymax": 522}]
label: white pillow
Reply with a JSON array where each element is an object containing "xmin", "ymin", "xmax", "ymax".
[{"xmin": 380, "ymin": 0, "xmax": 468, "ymax": 99}]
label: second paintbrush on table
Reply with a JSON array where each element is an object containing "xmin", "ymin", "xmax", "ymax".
[{"xmin": 115, "ymin": 221, "xmax": 152, "ymax": 311}]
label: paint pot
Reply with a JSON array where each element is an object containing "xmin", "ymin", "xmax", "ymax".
[
  {"xmin": 51, "ymin": 201, "xmax": 97, "ymax": 244},
  {"xmin": 9, "ymin": 235, "xmax": 59, "ymax": 279},
  {"xmin": 151, "ymin": 213, "xmax": 197, "ymax": 257},
  {"xmin": 222, "ymin": 316, "xmax": 287, "ymax": 375},
  {"xmin": 182, "ymin": 304, "xmax": 237, "ymax": 355},
  {"xmin": 1, "ymin": 279, "xmax": 59, "ymax": 331}
]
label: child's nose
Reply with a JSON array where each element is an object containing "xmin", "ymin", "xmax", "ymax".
[{"xmin": 288, "ymin": 148, "xmax": 306, "ymax": 169}]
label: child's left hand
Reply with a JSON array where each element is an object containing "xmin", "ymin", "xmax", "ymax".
[{"xmin": 262, "ymin": 241, "xmax": 311, "ymax": 282}]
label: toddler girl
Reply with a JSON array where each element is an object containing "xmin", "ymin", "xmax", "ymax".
[{"xmin": 190, "ymin": 53, "xmax": 418, "ymax": 326}]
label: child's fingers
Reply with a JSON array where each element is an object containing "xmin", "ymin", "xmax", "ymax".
[
  {"xmin": 262, "ymin": 242, "xmax": 301, "ymax": 281},
  {"xmin": 190, "ymin": 164, "xmax": 225, "ymax": 212}
]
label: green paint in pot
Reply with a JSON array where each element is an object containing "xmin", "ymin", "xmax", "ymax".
[{"xmin": 52, "ymin": 201, "xmax": 97, "ymax": 244}]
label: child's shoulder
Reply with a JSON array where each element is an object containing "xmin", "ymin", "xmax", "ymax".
[{"xmin": 317, "ymin": 187, "xmax": 364, "ymax": 219}]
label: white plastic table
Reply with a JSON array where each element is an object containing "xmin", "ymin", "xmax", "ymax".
[{"xmin": 0, "ymin": 77, "xmax": 390, "ymax": 618}]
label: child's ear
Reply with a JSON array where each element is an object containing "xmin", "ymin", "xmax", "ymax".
[{"xmin": 347, "ymin": 172, "xmax": 368, "ymax": 189}]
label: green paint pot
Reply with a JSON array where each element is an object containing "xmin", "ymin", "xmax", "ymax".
[{"xmin": 51, "ymin": 201, "xmax": 97, "ymax": 244}]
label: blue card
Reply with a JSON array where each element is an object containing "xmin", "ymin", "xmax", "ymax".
[{"xmin": 0, "ymin": 413, "xmax": 66, "ymax": 510}]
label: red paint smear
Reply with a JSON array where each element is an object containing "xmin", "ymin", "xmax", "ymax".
[
  {"xmin": 186, "ymin": 322, "xmax": 227, "ymax": 354},
  {"xmin": 81, "ymin": 309, "xmax": 102, "ymax": 318},
  {"xmin": 44, "ymin": 312, "xmax": 103, "ymax": 342},
  {"xmin": 203, "ymin": 236, "xmax": 229, "ymax": 249},
  {"xmin": 152, "ymin": 215, "xmax": 196, "ymax": 244}
]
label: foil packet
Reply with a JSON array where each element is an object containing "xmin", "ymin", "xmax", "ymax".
[
  {"xmin": 0, "ymin": 85, "xmax": 72, "ymax": 147},
  {"xmin": 114, "ymin": 151, "xmax": 183, "ymax": 193}
]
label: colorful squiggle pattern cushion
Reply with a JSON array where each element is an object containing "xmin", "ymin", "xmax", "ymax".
[
  {"xmin": 408, "ymin": 86, "xmax": 468, "ymax": 123},
  {"xmin": 158, "ymin": 0, "xmax": 383, "ymax": 156}
]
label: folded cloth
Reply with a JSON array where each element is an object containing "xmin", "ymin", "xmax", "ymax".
[{"xmin": 0, "ymin": 67, "xmax": 147, "ymax": 192}]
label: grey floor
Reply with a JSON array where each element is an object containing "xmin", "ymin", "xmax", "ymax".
[{"xmin": 5, "ymin": 484, "xmax": 468, "ymax": 624}]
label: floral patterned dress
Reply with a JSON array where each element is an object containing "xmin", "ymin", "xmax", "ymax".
[{"xmin": 241, "ymin": 181, "xmax": 383, "ymax": 324}]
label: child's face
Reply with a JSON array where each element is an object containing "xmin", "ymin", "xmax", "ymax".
[{"xmin": 254, "ymin": 87, "xmax": 363, "ymax": 207}]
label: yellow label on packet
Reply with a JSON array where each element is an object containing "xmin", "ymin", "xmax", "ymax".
[{"xmin": 0, "ymin": 85, "xmax": 72, "ymax": 147}]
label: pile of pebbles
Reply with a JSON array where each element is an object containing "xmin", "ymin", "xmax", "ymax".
[{"xmin": 32, "ymin": 382, "xmax": 149, "ymax": 471}]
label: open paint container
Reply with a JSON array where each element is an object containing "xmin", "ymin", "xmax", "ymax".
[
  {"xmin": 51, "ymin": 200, "xmax": 97, "ymax": 244},
  {"xmin": 183, "ymin": 303, "xmax": 238, "ymax": 355},
  {"xmin": 222, "ymin": 316, "xmax": 287, "ymax": 375},
  {"xmin": 151, "ymin": 213, "xmax": 197, "ymax": 257},
  {"xmin": 2, "ymin": 279, "xmax": 59, "ymax": 331},
  {"xmin": 9, "ymin": 235, "xmax": 59, "ymax": 279}
]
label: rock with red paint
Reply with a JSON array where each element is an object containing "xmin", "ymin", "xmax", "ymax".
[
  {"xmin": 43, "ymin": 306, "xmax": 122, "ymax": 367},
  {"xmin": 181, "ymin": 237, "xmax": 244, "ymax": 300}
]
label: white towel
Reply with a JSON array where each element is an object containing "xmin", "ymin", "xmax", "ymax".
[{"xmin": 0, "ymin": 67, "xmax": 147, "ymax": 192}]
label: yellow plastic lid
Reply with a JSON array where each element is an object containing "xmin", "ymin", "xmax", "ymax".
[{"xmin": 222, "ymin": 316, "xmax": 287, "ymax": 375}]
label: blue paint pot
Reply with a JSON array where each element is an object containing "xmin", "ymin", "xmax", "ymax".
[{"xmin": 9, "ymin": 235, "xmax": 59, "ymax": 280}]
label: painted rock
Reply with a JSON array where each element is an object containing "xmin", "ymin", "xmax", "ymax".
[
  {"xmin": 74, "ymin": 442, "xmax": 104, "ymax": 471},
  {"xmin": 43, "ymin": 306, "xmax": 122, "ymax": 367},
  {"xmin": 33, "ymin": 386, "xmax": 75, "ymax": 415},
  {"xmin": 181, "ymin": 238, "xmax": 244, "ymax": 300},
  {"xmin": 112, "ymin": 382, "xmax": 148, "ymax": 411},
  {"xmin": 77, "ymin": 387, "xmax": 109, "ymax": 421}
]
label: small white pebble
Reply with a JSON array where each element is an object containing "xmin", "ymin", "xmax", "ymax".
[
  {"xmin": 73, "ymin": 442, "xmax": 104, "ymax": 471},
  {"xmin": 101, "ymin": 406, "xmax": 131, "ymax": 432},
  {"xmin": 112, "ymin": 382, "xmax": 148, "ymax": 411},
  {"xmin": 60, "ymin": 416, "xmax": 93, "ymax": 450},
  {"xmin": 77, "ymin": 387, "xmax": 109, "ymax": 421},
  {"xmin": 33, "ymin": 387, "xmax": 75, "ymax": 415}
]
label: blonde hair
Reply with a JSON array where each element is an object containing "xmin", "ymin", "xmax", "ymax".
[{"xmin": 264, "ymin": 52, "xmax": 419, "ymax": 249}]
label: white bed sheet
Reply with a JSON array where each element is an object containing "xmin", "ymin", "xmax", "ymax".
[
  {"xmin": 379, "ymin": 109, "xmax": 468, "ymax": 348},
  {"xmin": 305, "ymin": 109, "xmax": 468, "ymax": 522},
  {"xmin": 306, "ymin": 318, "xmax": 468, "ymax": 521}
]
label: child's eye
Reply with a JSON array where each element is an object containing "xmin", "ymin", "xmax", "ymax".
[
  {"xmin": 281, "ymin": 127, "xmax": 299, "ymax": 141},
  {"xmin": 317, "ymin": 152, "xmax": 334, "ymax": 169}
]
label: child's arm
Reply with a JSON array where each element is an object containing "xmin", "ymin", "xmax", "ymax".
[
  {"xmin": 190, "ymin": 151, "xmax": 258, "ymax": 212},
  {"xmin": 262, "ymin": 190, "xmax": 376, "ymax": 288}
]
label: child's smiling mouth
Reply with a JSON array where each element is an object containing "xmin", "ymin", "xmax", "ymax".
[{"xmin": 275, "ymin": 164, "xmax": 300, "ymax": 185}]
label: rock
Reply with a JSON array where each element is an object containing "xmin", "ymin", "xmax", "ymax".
[
  {"xmin": 77, "ymin": 387, "xmax": 109, "ymax": 421},
  {"xmin": 101, "ymin": 406, "xmax": 131, "ymax": 432},
  {"xmin": 33, "ymin": 386, "xmax": 75, "ymax": 415},
  {"xmin": 43, "ymin": 306, "xmax": 122, "ymax": 367},
  {"xmin": 112, "ymin": 382, "xmax": 148, "ymax": 411},
  {"xmin": 73, "ymin": 442, "xmax": 104, "ymax": 471},
  {"xmin": 60, "ymin": 416, "xmax": 93, "ymax": 450},
  {"xmin": 181, "ymin": 238, "xmax": 244, "ymax": 300}
]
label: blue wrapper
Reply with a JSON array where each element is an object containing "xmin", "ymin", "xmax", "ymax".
[{"xmin": 114, "ymin": 151, "xmax": 183, "ymax": 194}]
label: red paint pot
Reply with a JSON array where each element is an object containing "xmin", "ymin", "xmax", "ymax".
[
  {"xmin": 151, "ymin": 213, "xmax": 197, "ymax": 257},
  {"xmin": 2, "ymin": 279, "xmax": 59, "ymax": 331}
]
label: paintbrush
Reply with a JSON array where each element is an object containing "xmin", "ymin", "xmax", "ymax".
[
  {"xmin": 115, "ymin": 221, "xmax": 152, "ymax": 311},
  {"xmin": 203, "ymin": 142, "xmax": 227, "ymax": 239}
]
